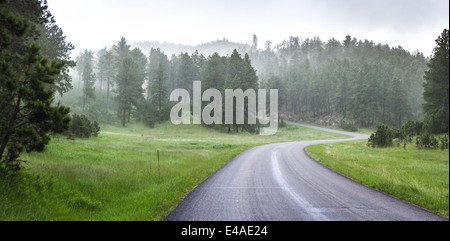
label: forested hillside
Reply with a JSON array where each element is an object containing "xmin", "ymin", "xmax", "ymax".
[
  {"xmin": 68, "ymin": 35, "xmax": 429, "ymax": 129},
  {"xmin": 249, "ymin": 36, "xmax": 428, "ymax": 128}
]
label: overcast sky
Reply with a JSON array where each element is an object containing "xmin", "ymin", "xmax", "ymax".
[{"xmin": 46, "ymin": 0, "xmax": 449, "ymax": 57}]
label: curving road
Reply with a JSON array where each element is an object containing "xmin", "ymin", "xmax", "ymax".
[{"xmin": 165, "ymin": 122, "xmax": 448, "ymax": 221}]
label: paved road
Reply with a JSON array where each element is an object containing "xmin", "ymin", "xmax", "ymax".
[{"xmin": 165, "ymin": 122, "xmax": 448, "ymax": 221}]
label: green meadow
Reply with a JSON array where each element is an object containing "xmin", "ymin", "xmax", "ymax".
[
  {"xmin": 2, "ymin": 121, "xmax": 448, "ymax": 220},
  {"xmin": 1, "ymin": 122, "xmax": 348, "ymax": 221},
  {"xmin": 306, "ymin": 140, "xmax": 449, "ymax": 218}
]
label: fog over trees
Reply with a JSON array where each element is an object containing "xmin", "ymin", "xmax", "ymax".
[
  {"xmin": 64, "ymin": 33, "xmax": 433, "ymax": 130},
  {"xmin": 1, "ymin": 0, "xmax": 449, "ymax": 171}
]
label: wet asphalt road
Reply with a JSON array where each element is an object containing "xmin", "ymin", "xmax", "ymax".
[{"xmin": 165, "ymin": 123, "xmax": 448, "ymax": 221}]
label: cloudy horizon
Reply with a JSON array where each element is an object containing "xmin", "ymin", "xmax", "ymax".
[{"xmin": 46, "ymin": 0, "xmax": 449, "ymax": 57}]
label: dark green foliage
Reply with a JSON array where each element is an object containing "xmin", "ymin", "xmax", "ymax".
[
  {"xmin": 199, "ymin": 52, "xmax": 226, "ymax": 91},
  {"xmin": 416, "ymin": 132, "xmax": 449, "ymax": 150},
  {"xmin": 368, "ymin": 121, "xmax": 449, "ymax": 150},
  {"xmin": 422, "ymin": 29, "xmax": 449, "ymax": 116},
  {"xmin": 68, "ymin": 194, "xmax": 102, "ymax": 211},
  {"xmin": 0, "ymin": 1, "xmax": 71, "ymax": 171},
  {"xmin": 416, "ymin": 132, "xmax": 439, "ymax": 150},
  {"xmin": 368, "ymin": 124, "xmax": 393, "ymax": 148},
  {"xmin": 439, "ymin": 135, "xmax": 449, "ymax": 150},
  {"xmin": 143, "ymin": 113, "xmax": 156, "ymax": 128},
  {"xmin": 93, "ymin": 121, "xmax": 100, "ymax": 137},
  {"xmin": 147, "ymin": 48, "xmax": 169, "ymax": 100},
  {"xmin": 279, "ymin": 119, "xmax": 286, "ymax": 128},
  {"xmin": 401, "ymin": 120, "xmax": 424, "ymax": 138},
  {"xmin": 67, "ymin": 114, "xmax": 100, "ymax": 138},
  {"xmin": 248, "ymin": 35, "xmax": 428, "ymax": 128},
  {"xmin": 177, "ymin": 52, "xmax": 198, "ymax": 94},
  {"xmin": 224, "ymin": 50, "xmax": 259, "ymax": 133},
  {"xmin": 138, "ymin": 99, "xmax": 173, "ymax": 128},
  {"xmin": 81, "ymin": 62, "xmax": 95, "ymax": 111},
  {"xmin": 422, "ymin": 107, "xmax": 449, "ymax": 134},
  {"xmin": 0, "ymin": 1, "xmax": 29, "ymax": 50},
  {"xmin": 112, "ymin": 38, "xmax": 147, "ymax": 127},
  {"xmin": 113, "ymin": 37, "xmax": 131, "ymax": 67},
  {"xmin": 151, "ymin": 62, "xmax": 168, "ymax": 110},
  {"xmin": 421, "ymin": 29, "xmax": 449, "ymax": 136},
  {"xmin": 339, "ymin": 119, "xmax": 358, "ymax": 132},
  {"xmin": 3, "ymin": 0, "xmax": 76, "ymax": 96},
  {"xmin": 115, "ymin": 57, "xmax": 144, "ymax": 126},
  {"xmin": 37, "ymin": 12, "xmax": 75, "ymax": 96},
  {"xmin": 71, "ymin": 30, "xmax": 447, "ymax": 135}
]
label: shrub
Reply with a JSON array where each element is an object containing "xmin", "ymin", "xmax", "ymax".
[
  {"xmin": 368, "ymin": 124, "xmax": 393, "ymax": 148},
  {"xmin": 401, "ymin": 120, "xmax": 423, "ymax": 140},
  {"xmin": 92, "ymin": 121, "xmax": 100, "ymax": 137},
  {"xmin": 138, "ymin": 101, "xmax": 173, "ymax": 128},
  {"xmin": 339, "ymin": 119, "xmax": 358, "ymax": 132},
  {"xmin": 67, "ymin": 114, "xmax": 100, "ymax": 138},
  {"xmin": 439, "ymin": 135, "xmax": 449, "ymax": 150},
  {"xmin": 416, "ymin": 131, "xmax": 440, "ymax": 150}
]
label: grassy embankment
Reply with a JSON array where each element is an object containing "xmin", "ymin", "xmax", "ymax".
[
  {"xmin": 306, "ymin": 139, "xmax": 449, "ymax": 218},
  {"xmin": 1, "ymin": 122, "xmax": 348, "ymax": 221}
]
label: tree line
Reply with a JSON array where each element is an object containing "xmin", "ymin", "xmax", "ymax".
[
  {"xmin": 2, "ymin": 0, "xmax": 447, "ymax": 172},
  {"xmin": 71, "ymin": 38, "xmax": 259, "ymax": 133},
  {"xmin": 368, "ymin": 29, "xmax": 449, "ymax": 149},
  {"xmin": 247, "ymin": 35, "xmax": 429, "ymax": 129},
  {"xmin": 71, "ymin": 33, "xmax": 438, "ymax": 132}
]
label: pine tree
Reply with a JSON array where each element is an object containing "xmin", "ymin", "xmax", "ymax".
[
  {"xmin": 82, "ymin": 62, "xmax": 96, "ymax": 112},
  {"xmin": 37, "ymin": 10, "xmax": 75, "ymax": 96},
  {"xmin": 115, "ymin": 57, "xmax": 144, "ymax": 126},
  {"xmin": 191, "ymin": 50, "xmax": 206, "ymax": 75},
  {"xmin": 223, "ymin": 50, "xmax": 259, "ymax": 133},
  {"xmin": 130, "ymin": 48, "xmax": 148, "ymax": 82},
  {"xmin": 147, "ymin": 48, "xmax": 169, "ymax": 99},
  {"xmin": 151, "ymin": 62, "xmax": 168, "ymax": 110},
  {"xmin": 224, "ymin": 50, "xmax": 243, "ymax": 132},
  {"xmin": 0, "ymin": 1, "xmax": 71, "ymax": 169},
  {"xmin": 225, "ymin": 49, "xmax": 244, "ymax": 89},
  {"xmin": 242, "ymin": 53, "xmax": 259, "ymax": 132},
  {"xmin": 199, "ymin": 52, "xmax": 226, "ymax": 90},
  {"xmin": 391, "ymin": 77, "xmax": 409, "ymax": 127},
  {"xmin": 177, "ymin": 52, "xmax": 197, "ymax": 93},
  {"xmin": 3, "ymin": 0, "xmax": 74, "ymax": 96},
  {"xmin": 242, "ymin": 53, "xmax": 258, "ymax": 90},
  {"xmin": 76, "ymin": 50, "xmax": 94, "ymax": 90},
  {"xmin": 113, "ymin": 37, "xmax": 131, "ymax": 68},
  {"xmin": 97, "ymin": 49, "xmax": 115, "ymax": 111}
]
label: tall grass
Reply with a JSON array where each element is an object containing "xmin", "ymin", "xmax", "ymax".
[
  {"xmin": 306, "ymin": 140, "xmax": 449, "ymax": 218},
  {"xmin": 1, "ymin": 122, "xmax": 348, "ymax": 220}
]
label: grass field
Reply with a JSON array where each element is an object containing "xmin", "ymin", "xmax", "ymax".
[
  {"xmin": 1, "ymin": 122, "xmax": 349, "ymax": 221},
  {"xmin": 306, "ymin": 140, "xmax": 449, "ymax": 218}
]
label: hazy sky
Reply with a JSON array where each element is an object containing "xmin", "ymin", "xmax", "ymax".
[{"xmin": 46, "ymin": 0, "xmax": 449, "ymax": 57}]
